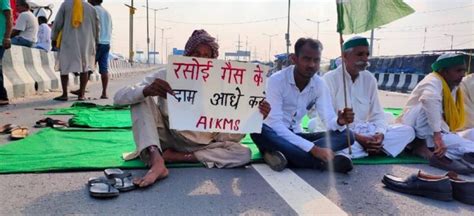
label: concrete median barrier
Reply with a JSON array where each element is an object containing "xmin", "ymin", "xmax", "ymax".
[{"xmin": 1, "ymin": 45, "xmax": 159, "ymax": 98}]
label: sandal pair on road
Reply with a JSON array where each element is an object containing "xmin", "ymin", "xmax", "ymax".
[
  {"xmin": 88, "ymin": 168, "xmax": 136, "ymax": 198},
  {"xmin": 1, "ymin": 117, "xmax": 68, "ymax": 140},
  {"xmin": 0, "ymin": 124, "xmax": 29, "ymax": 140}
]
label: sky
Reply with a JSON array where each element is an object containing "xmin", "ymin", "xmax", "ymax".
[{"xmin": 33, "ymin": 0, "xmax": 474, "ymax": 63}]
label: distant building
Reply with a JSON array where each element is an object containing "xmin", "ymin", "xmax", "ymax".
[
  {"xmin": 173, "ymin": 48, "xmax": 184, "ymax": 56},
  {"xmin": 224, "ymin": 50, "xmax": 251, "ymax": 61}
]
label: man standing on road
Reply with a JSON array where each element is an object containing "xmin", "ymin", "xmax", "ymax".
[
  {"xmin": 51, "ymin": 0, "xmax": 98, "ymax": 101},
  {"xmin": 11, "ymin": 0, "xmax": 37, "ymax": 47},
  {"xmin": 88, "ymin": 0, "xmax": 111, "ymax": 99},
  {"xmin": 0, "ymin": 0, "xmax": 12, "ymax": 106},
  {"xmin": 250, "ymin": 38, "xmax": 355, "ymax": 173},
  {"xmin": 114, "ymin": 29, "xmax": 271, "ymax": 188},
  {"xmin": 399, "ymin": 53, "xmax": 474, "ymax": 174},
  {"xmin": 321, "ymin": 36, "xmax": 415, "ymax": 159}
]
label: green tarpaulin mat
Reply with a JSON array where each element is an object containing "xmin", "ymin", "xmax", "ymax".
[
  {"xmin": 0, "ymin": 128, "xmax": 262, "ymax": 174},
  {"xmin": 383, "ymin": 108, "xmax": 403, "ymax": 117},
  {"xmin": 353, "ymin": 153, "xmax": 427, "ymax": 164},
  {"xmin": 69, "ymin": 109, "xmax": 131, "ymax": 128},
  {"xmin": 46, "ymin": 102, "xmax": 129, "ymax": 115},
  {"xmin": 47, "ymin": 102, "xmax": 133, "ymax": 129},
  {"xmin": 0, "ymin": 103, "xmax": 425, "ymax": 174},
  {"xmin": 0, "ymin": 128, "xmax": 425, "ymax": 174},
  {"xmin": 47, "ymin": 102, "xmax": 403, "ymax": 129}
]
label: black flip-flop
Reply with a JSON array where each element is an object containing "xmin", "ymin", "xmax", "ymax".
[
  {"xmin": 70, "ymin": 90, "xmax": 80, "ymax": 96},
  {"xmin": 35, "ymin": 117, "xmax": 68, "ymax": 128},
  {"xmin": 53, "ymin": 96, "xmax": 68, "ymax": 101},
  {"xmin": 104, "ymin": 168, "xmax": 136, "ymax": 192},
  {"xmin": 0, "ymin": 124, "xmax": 18, "ymax": 134},
  {"xmin": 70, "ymin": 89, "xmax": 89, "ymax": 96},
  {"xmin": 88, "ymin": 176, "xmax": 119, "ymax": 198}
]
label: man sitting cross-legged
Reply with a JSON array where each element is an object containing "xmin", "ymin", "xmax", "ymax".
[
  {"xmin": 114, "ymin": 29, "xmax": 271, "ymax": 187},
  {"xmin": 320, "ymin": 36, "xmax": 415, "ymax": 159},
  {"xmin": 250, "ymin": 38, "xmax": 355, "ymax": 173},
  {"xmin": 398, "ymin": 53, "xmax": 474, "ymax": 174}
]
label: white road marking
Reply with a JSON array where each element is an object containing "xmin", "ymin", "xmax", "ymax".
[{"xmin": 252, "ymin": 164, "xmax": 347, "ymax": 216}]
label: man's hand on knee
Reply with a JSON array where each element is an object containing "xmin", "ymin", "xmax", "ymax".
[
  {"xmin": 356, "ymin": 133, "xmax": 383, "ymax": 153},
  {"xmin": 310, "ymin": 146, "xmax": 334, "ymax": 162}
]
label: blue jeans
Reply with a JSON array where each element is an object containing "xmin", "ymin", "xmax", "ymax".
[
  {"xmin": 0, "ymin": 46, "xmax": 7, "ymax": 100},
  {"xmin": 11, "ymin": 36, "xmax": 33, "ymax": 47},
  {"xmin": 96, "ymin": 44, "xmax": 110, "ymax": 74},
  {"xmin": 251, "ymin": 124, "xmax": 355, "ymax": 169}
]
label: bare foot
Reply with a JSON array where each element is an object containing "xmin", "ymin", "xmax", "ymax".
[
  {"xmin": 163, "ymin": 148, "xmax": 198, "ymax": 163},
  {"xmin": 133, "ymin": 152, "xmax": 169, "ymax": 188}
]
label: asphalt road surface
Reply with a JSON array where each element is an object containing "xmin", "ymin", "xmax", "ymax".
[{"xmin": 1, "ymin": 69, "xmax": 473, "ymax": 215}]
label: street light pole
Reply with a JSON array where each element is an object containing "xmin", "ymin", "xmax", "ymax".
[
  {"xmin": 159, "ymin": 27, "xmax": 171, "ymax": 64},
  {"xmin": 124, "ymin": 1, "xmax": 136, "ymax": 64},
  {"xmin": 145, "ymin": 0, "xmax": 149, "ymax": 64},
  {"xmin": 153, "ymin": 9, "xmax": 156, "ymax": 64},
  {"xmin": 370, "ymin": 29, "xmax": 374, "ymax": 57},
  {"xmin": 143, "ymin": 6, "xmax": 168, "ymax": 64},
  {"xmin": 263, "ymin": 33, "xmax": 277, "ymax": 63},
  {"xmin": 165, "ymin": 37, "xmax": 172, "ymax": 63},
  {"xmin": 306, "ymin": 18, "xmax": 330, "ymax": 40},
  {"xmin": 286, "ymin": 0, "xmax": 291, "ymax": 56},
  {"xmin": 373, "ymin": 38, "xmax": 381, "ymax": 56},
  {"xmin": 444, "ymin": 34, "xmax": 454, "ymax": 49},
  {"xmin": 422, "ymin": 27, "xmax": 427, "ymax": 51}
]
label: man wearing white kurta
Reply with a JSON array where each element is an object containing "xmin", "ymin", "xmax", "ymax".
[
  {"xmin": 322, "ymin": 36, "xmax": 415, "ymax": 158},
  {"xmin": 399, "ymin": 53, "xmax": 474, "ymax": 174},
  {"xmin": 114, "ymin": 30, "xmax": 271, "ymax": 188},
  {"xmin": 460, "ymin": 73, "xmax": 474, "ymax": 141},
  {"xmin": 51, "ymin": 0, "xmax": 99, "ymax": 101}
]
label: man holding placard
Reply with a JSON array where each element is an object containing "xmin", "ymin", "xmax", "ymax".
[
  {"xmin": 251, "ymin": 38, "xmax": 356, "ymax": 173},
  {"xmin": 114, "ymin": 30, "xmax": 271, "ymax": 188}
]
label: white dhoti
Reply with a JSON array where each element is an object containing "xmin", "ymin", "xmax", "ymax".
[
  {"xmin": 401, "ymin": 104, "xmax": 474, "ymax": 160},
  {"xmin": 339, "ymin": 122, "xmax": 415, "ymax": 158},
  {"xmin": 438, "ymin": 132, "xmax": 474, "ymax": 160}
]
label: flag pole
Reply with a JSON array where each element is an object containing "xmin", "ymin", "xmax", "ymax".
[
  {"xmin": 339, "ymin": 33, "xmax": 352, "ymax": 155},
  {"xmin": 335, "ymin": 0, "xmax": 415, "ymax": 156},
  {"xmin": 468, "ymin": 51, "xmax": 472, "ymax": 75}
]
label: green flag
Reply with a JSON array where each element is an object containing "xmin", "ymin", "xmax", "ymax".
[{"xmin": 337, "ymin": 0, "xmax": 415, "ymax": 34}]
